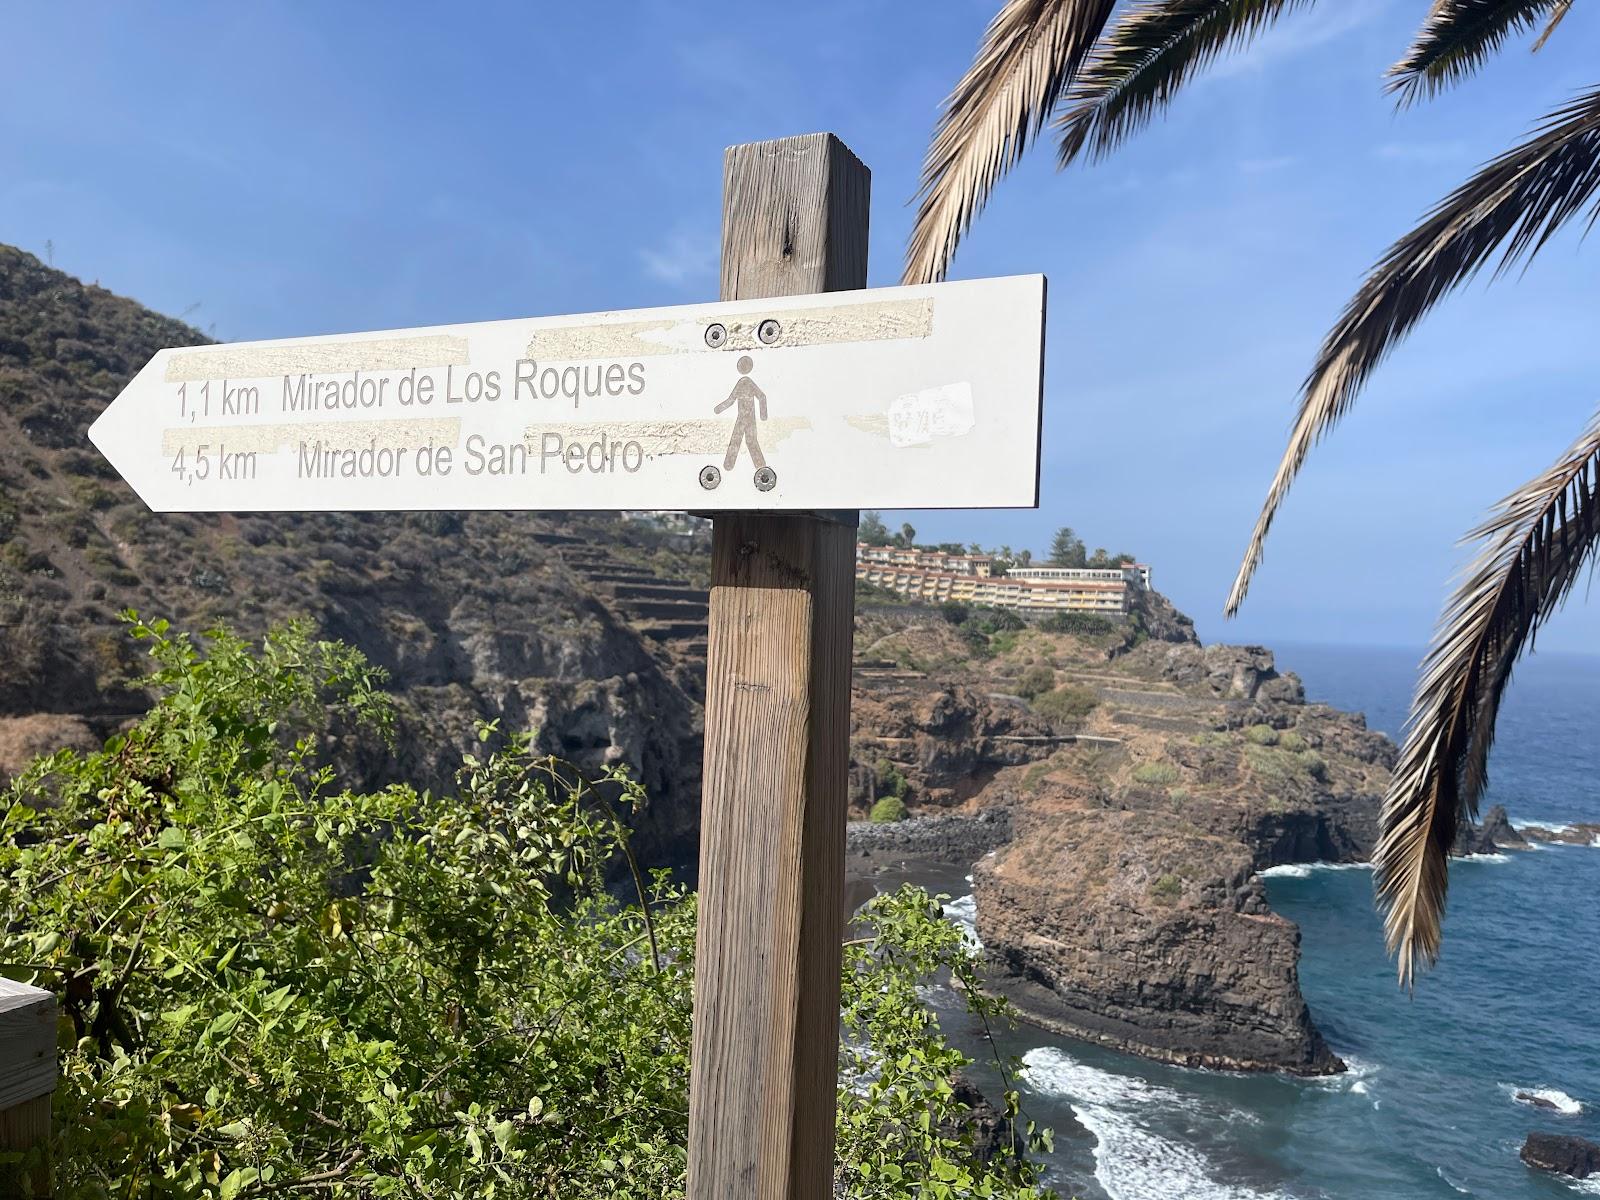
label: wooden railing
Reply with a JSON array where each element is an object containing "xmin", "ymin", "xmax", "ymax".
[{"xmin": 1, "ymin": 978, "xmax": 56, "ymax": 1197}]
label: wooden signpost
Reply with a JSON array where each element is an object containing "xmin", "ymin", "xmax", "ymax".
[{"xmin": 87, "ymin": 132, "xmax": 1047, "ymax": 1199}]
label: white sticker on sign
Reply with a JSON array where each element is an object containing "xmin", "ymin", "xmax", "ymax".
[{"xmin": 888, "ymin": 383, "xmax": 976, "ymax": 448}]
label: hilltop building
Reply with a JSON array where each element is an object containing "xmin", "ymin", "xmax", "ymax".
[{"xmin": 855, "ymin": 543, "xmax": 1151, "ymax": 616}]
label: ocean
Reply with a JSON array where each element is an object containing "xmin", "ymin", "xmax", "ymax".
[{"xmin": 874, "ymin": 643, "xmax": 1600, "ymax": 1199}]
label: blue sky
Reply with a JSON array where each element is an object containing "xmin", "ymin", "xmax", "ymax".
[{"xmin": 4, "ymin": 1, "xmax": 1599, "ymax": 651}]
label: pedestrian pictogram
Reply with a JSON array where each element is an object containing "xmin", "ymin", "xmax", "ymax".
[{"xmin": 717, "ymin": 354, "xmax": 769, "ymax": 481}]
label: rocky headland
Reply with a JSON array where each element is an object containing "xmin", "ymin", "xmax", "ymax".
[{"xmin": 846, "ymin": 600, "xmax": 1395, "ymax": 1075}]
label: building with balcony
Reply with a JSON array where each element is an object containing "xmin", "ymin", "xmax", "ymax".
[
  {"xmin": 856, "ymin": 543, "xmax": 994, "ymax": 578},
  {"xmin": 1007, "ymin": 563, "xmax": 1151, "ymax": 590},
  {"xmin": 857, "ymin": 545, "xmax": 1136, "ymax": 615}
]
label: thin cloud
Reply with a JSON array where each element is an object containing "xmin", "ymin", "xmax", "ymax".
[
  {"xmin": 1207, "ymin": 0, "xmax": 1387, "ymax": 81},
  {"xmin": 1376, "ymin": 140, "xmax": 1471, "ymax": 165},
  {"xmin": 1239, "ymin": 155, "xmax": 1298, "ymax": 174},
  {"xmin": 640, "ymin": 230, "xmax": 717, "ymax": 286}
]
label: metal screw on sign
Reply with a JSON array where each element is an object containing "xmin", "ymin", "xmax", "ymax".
[
  {"xmin": 699, "ymin": 465, "xmax": 722, "ymax": 490},
  {"xmin": 757, "ymin": 319, "xmax": 782, "ymax": 345},
  {"xmin": 704, "ymin": 323, "xmax": 728, "ymax": 349},
  {"xmin": 753, "ymin": 466, "xmax": 777, "ymax": 491}
]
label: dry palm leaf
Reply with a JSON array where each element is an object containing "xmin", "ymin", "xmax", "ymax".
[
  {"xmin": 1057, "ymin": 0, "xmax": 1312, "ymax": 167},
  {"xmin": 1376, "ymin": 412, "xmax": 1600, "ymax": 986},
  {"xmin": 903, "ymin": 0, "xmax": 1119, "ymax": 285},
  {"xmin": 1531, "ymin": 0, "xmax": 1574, "ymax": 51},
  {"xmin": 1226, "ymin": 84, "xmax": 1600, "ymax": 616},
  {"xmin": 1388, "ymin": 0, "xmax": 1561, "ymax": 103}
]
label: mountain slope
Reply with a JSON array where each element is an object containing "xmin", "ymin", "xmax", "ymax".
[{"xmin": 0, "ymin": 244, "xmax": 706, "ymax": 865}]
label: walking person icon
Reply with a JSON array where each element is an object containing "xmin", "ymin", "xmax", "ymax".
[{"xmin": 716, "ymin": 355, "xmax": 768, "ymax": 476}]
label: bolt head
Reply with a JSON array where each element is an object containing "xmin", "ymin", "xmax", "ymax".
[
  {"xmin": 699, "ymin": 465, "xmax": 722, "ymax": 490},
  {"xmin": 754, "ymin": 466, "xmax": 777, "ymax": 492},
  {"xmin": 757, "ymin": 319, "xmax": 782, "ymax": 345},
  {"xmin": 704, "ymin": 323, "xmax": 728, "ymax": 349}
]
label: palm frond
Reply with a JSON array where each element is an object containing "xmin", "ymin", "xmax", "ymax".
[
  {"xmin": 903, "ymin": 0, "xmax": 1118, "ymax": 285},
  {"xmin": 1225, "ymin": 84, "xmax": 1600, "ymax": 616},
  {"xmin": 1388, "ymin": 0, "xmax": 1558, "ymax": 103},
  {"xmin": 1056, "ymin": 0, "xmax": 1313, "ymax": 167},
  {"xmin": 1376, "ymin": 412, "xmax": 1600, "ymax": 986},
  {"xmin": 1531, "ymin": 0, "xmax": 1573, "ymax": 51}
]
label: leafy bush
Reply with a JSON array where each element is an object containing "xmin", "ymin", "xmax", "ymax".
[
  {"xmin": 1243, "ymin": 724, "xmax": 1279, "ymax": 746},
  {"xmin": 1030, "ymin": 684, "xmax": 1098, "ymax": 727},
  {"xmin": 1037, "ymin": 612, "xmax": 1116, "ymax": 638},
  {"xmin": 870, "ymin": 795, "xmax": 909, "ymax": 824},
  {"xmin": 1014, "ymin": 665, "xmax": 1056, "ymax": 700},
  {"xmin": 2, "ymin": 617, "xmax": 1051, "ymax": 1198},
  {"xmin": 873, "ymin": 759, "xmax": 909, "ymax": 800},
  {"xmin": 1150, "ymin": 873, "xmax": 1183, "ymax": 902},
  {"xmin": 1277, "ymin": 729, "xmax": 1308, "ymax": 753},
  {"xmin": 939, "ymin": 601, "xmax": 970, "ymax": 626},
  {"xmin": 1131, "ymin": 762, "xmax": 1179, "ymax": 787}
]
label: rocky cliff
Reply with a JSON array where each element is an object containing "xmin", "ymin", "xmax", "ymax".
[
  {"xmin": 0, "ymin": 245, "xmax": 708, "ymax": 867},
  {"xmin": 846, "ymin": 607, "xmax": 1395, "ymax": 1075}
]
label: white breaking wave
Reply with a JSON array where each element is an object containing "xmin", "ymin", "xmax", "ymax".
[
  {"xmin": 1258, "ymin": 861, "xmax": 1373, "ymax": 879},
  {"xmin": 1458, "ymin": 852, "xmax": 1511, "ymax": 864},
  {"xmin": 1505, "ymin": 1084, "xmax": 1583, "ymax": 1115},
  {"xmin": 1309, "ymin": 1054, "xmax": 1379, "ymax": 1094},
  {"xmin": 1512, "ymin": 819, "xmax": 1575, "ymax": 834},
  {"xmin": 943, "ymin": 893, "xmax": 981, "ymax": 950},
  {"xmin": 1021, "ymin": 1047, "xmax": 1296, "ymax": 1200}
]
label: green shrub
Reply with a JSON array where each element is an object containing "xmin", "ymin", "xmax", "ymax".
[
  {"xmin": 940, "ymin": 600, "xmax": 970, "ymax": 625},
  {"xmin": 1, "ymin": 618, "xmax": 1053, "ymax": 1199},
  {"xmin": 1302, "ymin": 751, "xmax": 1329, "ymax": 781},
  {"xmin": 873, "ymin": 759, "xmax": 909, "ymax": 799},
  {"xmin": 1150, "ymin": 873, "xmax": 1183, "ymax": 902},
  {"xmin": 870, "ymin": 795, "xmax": 909, "ymax": 823},
  {"xmin": 1031, "ymin": 683, "xmax": 1098, "ymax": 726},
  {"xmin": 1278, "ymin": 729, "xmax": 1308, "ymax": 753},
  {"xmin": 1243, "ymin": 724, "xmax": 1280, "ymax": 746},
  {"xmin": 1015, "ymin": 664, "xmax": 1056, "ymax": 699},
  {"xmin": 1038, "ymin": 612, "xmax": 1116, "ymax": 637},
  {"xmin": 1132, "ymin": 762, "xmax": 1180, "ymax": 787}
]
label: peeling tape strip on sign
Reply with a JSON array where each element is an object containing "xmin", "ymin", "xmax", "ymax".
[
  {"xmin": 525, "ymin": 297, "xmax": 934, "ymax": 361},
  {"xmin": 165, "ymin": 336, "xmax": 471, "ymax": 383}
]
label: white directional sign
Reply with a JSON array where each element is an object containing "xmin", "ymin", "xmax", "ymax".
[{"xmin": 89, "ymin": 275, "xmax": 1045, "ymax": 512}]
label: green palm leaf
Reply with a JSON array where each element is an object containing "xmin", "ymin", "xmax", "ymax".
[
  {"xmin": 1227, "ymin": 84, "xmax": 1600, "ymax": 616},
  {"xmin": 1377, "ymin": 411, "xmax": 1600, "ymax": 986},
  {"xmin": 1057, "ymin": 0, "xmax": 1314, "ymax": 167},
  {"xmin": 904, "ymin": 0, "xmax": 1119, "ymax": 286},
  {"xmin": 1389, "ymin": 0, "xmax": 1562, "ymax": 103}
]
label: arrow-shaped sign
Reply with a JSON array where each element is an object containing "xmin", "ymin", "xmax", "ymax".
[{"xmin": 89, "ymin": 275, "xmax": 1045, "ymax": 513}]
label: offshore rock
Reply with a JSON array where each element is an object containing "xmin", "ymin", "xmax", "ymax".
[
  {"xmin": 1454, "ymin": 804, "xmax": 1528, "ymax": 856},
  {"xmin": 1521, "ymin": 1132, "xmax": 1600, "ymax": 1179}
]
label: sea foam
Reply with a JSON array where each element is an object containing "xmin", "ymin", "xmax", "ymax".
[
  {"xmin": 943, "ymin": 893, "xmax": 981, "ymax": 950},
  {"xmin": 1021, "ymin": 1047, "xmax": 1293, "ymax": 1200},
  {"xmin": 1511, "ymin": 819, "xmax": 1576, "ymax": 835},
  {"xmin": 1505, "ymin": 1084, "xmax": 1583, "ymax": 1115},
  {"xmin": 1258, "ymin": 861, "xmax": 1373, "ymax": 879}
]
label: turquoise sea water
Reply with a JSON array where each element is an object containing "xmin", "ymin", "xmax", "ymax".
[{"xmin": 880, "ymin": 644, "xmax": 1600, "ymax": 1199}]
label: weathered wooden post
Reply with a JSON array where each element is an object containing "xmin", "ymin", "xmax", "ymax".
[
  {"xmin": 0, "ymin": 978, "xmax": 57, "ymax": 1197},
  {"xmin": 686, "ymin": 133, "xmax": 869, "ymax": 1200}
]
